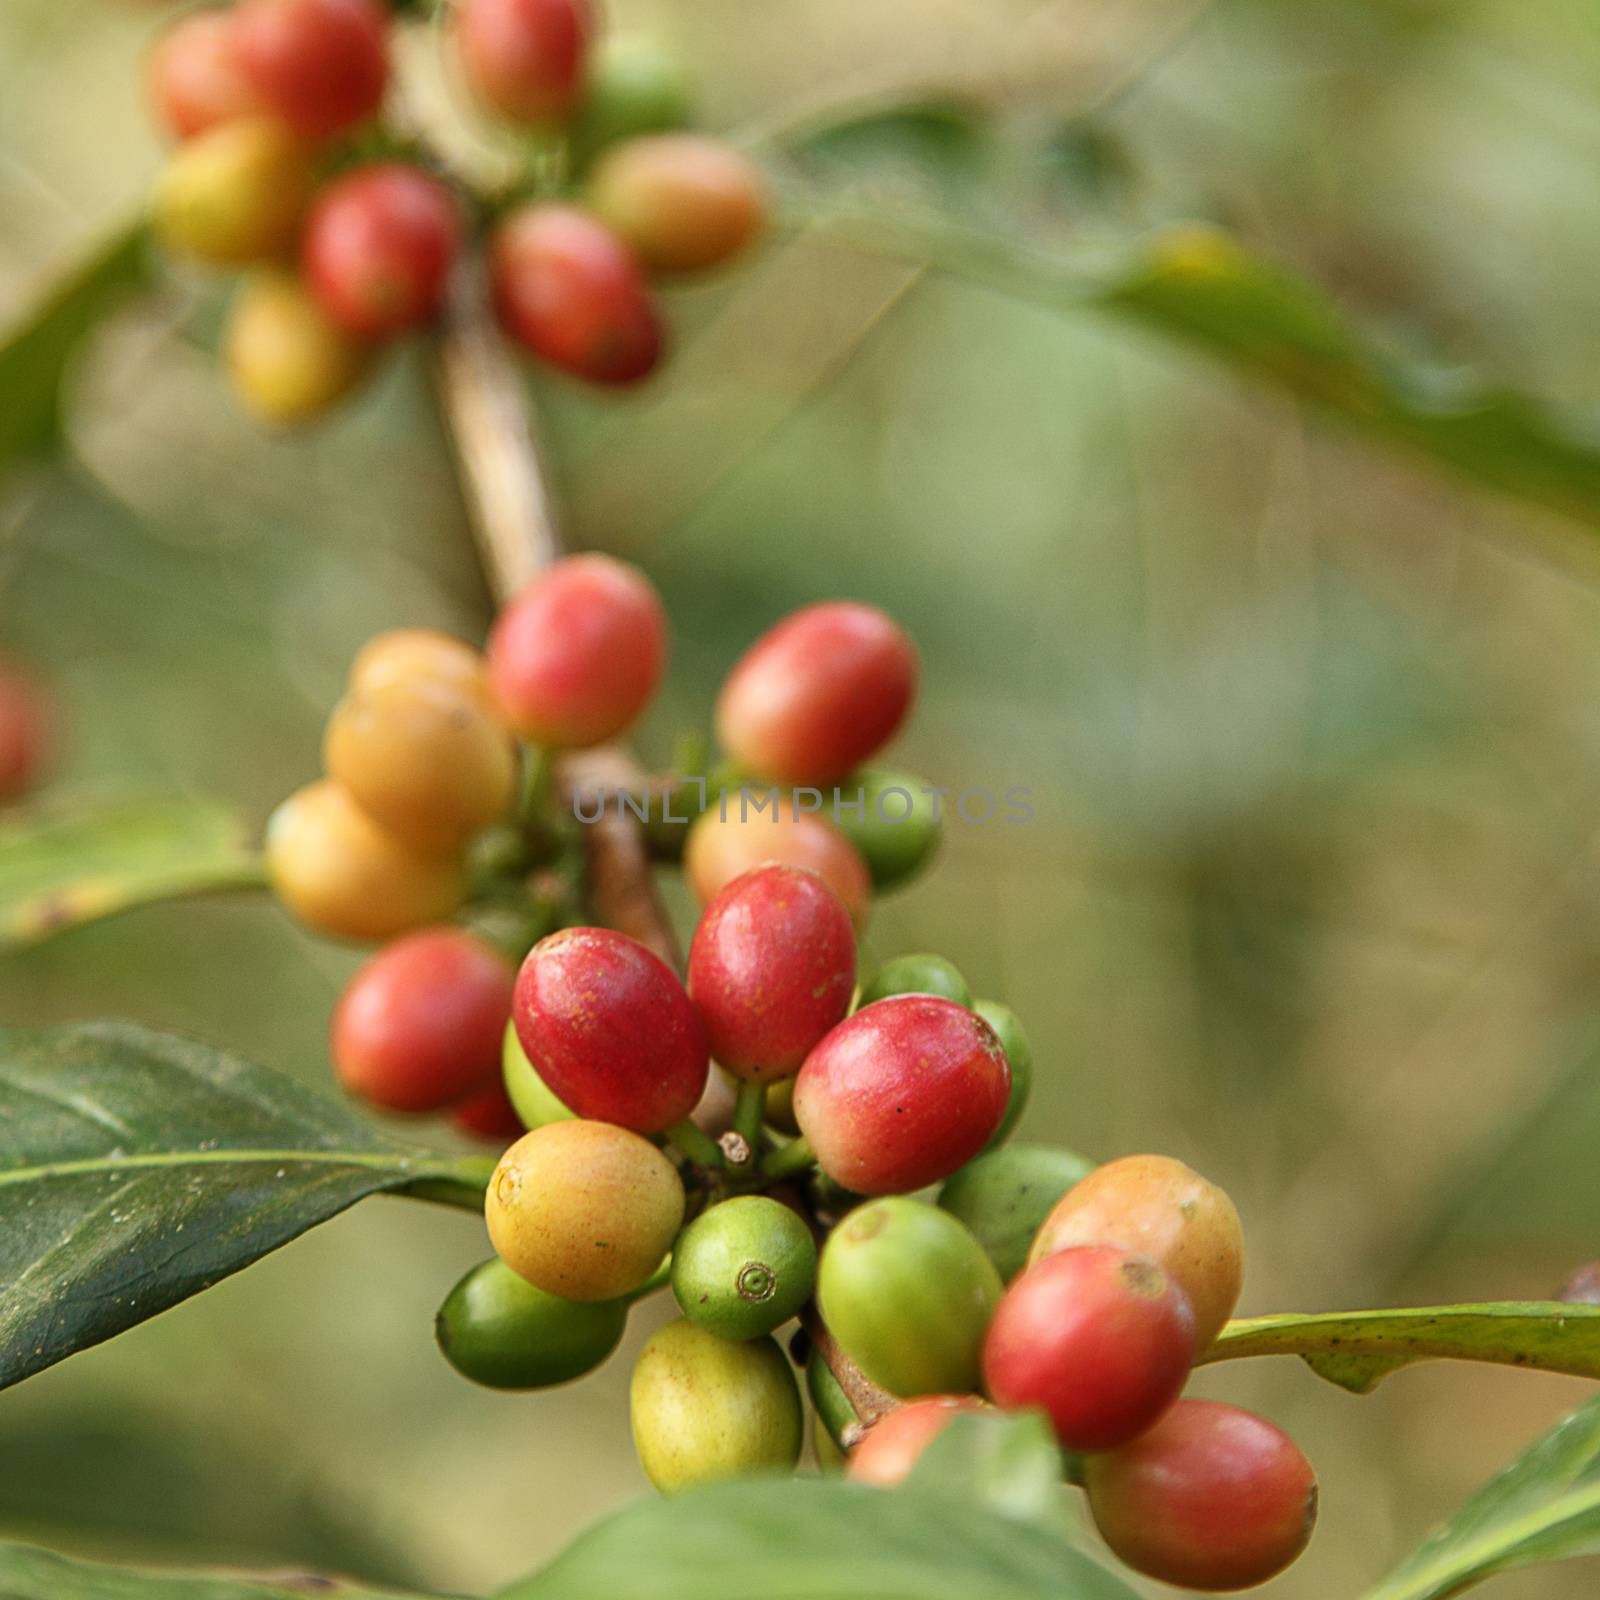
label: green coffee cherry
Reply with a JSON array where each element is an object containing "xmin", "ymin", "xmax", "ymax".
[
  {"xmin": 806, "ymin": 1345, "xmax": 859, "ymax": 1462},
  {"xmin": 435, "ymin": 1258, "xmax": 626, "ymax": 1389},
  {"xmin": 569, "ymin": 36, "xmax": 692, "ymax": 171},
  {"xmin": 630, "ymin": 1319, "xmax": 804, "ymax": 1492},
  {"xmin": 859, "ymin": 953, "xmax": 971, "ymax": 1009},
  {"xmin": 832, "ymin": 768, "xmax": 942, "ymax": 890},
  {"xmin": 973, "ymin": 999, "xmax": 1031, "ymax": 1148},
  {"xmin": 817, "ymin": 1198, "xmax": 1001, "ymax": 1397},
  {"xmin": 501, "ymin": 1020, "xmax": 575, "ymax": 1130},
  {"xmin": 937, "ymin": 1144, "xmax": 1096, "ymax": 1281},
  {"xmin": 671, "ymin": 1196, "xmax": 817, "ymax": 1341}
]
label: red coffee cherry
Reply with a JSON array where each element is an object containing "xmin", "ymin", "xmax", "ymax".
[
  {"xmin": 456, "ymin": 0, "xmax": 591, "ymax": 125},
  {"xmin": 486, "ymin": 554, "xmax": 667, "ymax": 747},
  {"xmin": 451, "ymin": 1078, "xmax": 527, "ymax": 1142},
  {"xmin": 847, "ymin": 1396, "xmax": 987, "ymax": 1487},
  {"xmin": 716, "ymin": 602, "xmax": 918, "ymax": 786},
  {"xmin": 235, "ymin": 0, "xmax": 390, "ymax": 139},
  {"xmin": 332, "ymin": 927, "xmax": 512, "ymax": 1112},
  {"xmin": 303, "ymin": 164, "xmax": 460, "ymax": 338},
  {"xmin": 981, "ymin": 1246, "xmax": 1195, "ymax": 1453},
  {"xmin": 1084, "ymin": 1400, "xmax": 1318, "ymax": 1591},
  {"xmin": 489, "ymin": 204, "xmax": 663, "ymax": 386},
  {"xmin": 147, "ymin": 11, "xmax": 268, "ymax": 141},
  {"xmin": 513, "ymin": 926, "xmax": 709, "ymax": 1134},
  {"xmin": 687, "ymin": 865, "xmax": 856, "ymax": 1083},
  {"xmin": 793, "ymin": 996, "xmax": 1010, "ymax": 1195},
  {"xmin": 0, "ymin": 660, "xmax": 52, "ymax": 801}
]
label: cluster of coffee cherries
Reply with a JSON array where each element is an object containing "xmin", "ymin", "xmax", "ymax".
[
  {"xmin": 145, "ymin": 0, "xmax": 766, "ymax": 423},
  {"xmin": 0, "ymin": 657, "xmax": 52, "ymax": 806}
]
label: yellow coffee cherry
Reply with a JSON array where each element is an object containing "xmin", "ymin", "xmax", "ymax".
[
  {"xmin": 225, "ymin": 272, "xmax": 373, "ymax": 426},
  {"xmin": 349, "ymin": 629, "xmax": 489, "ymax": 703}
]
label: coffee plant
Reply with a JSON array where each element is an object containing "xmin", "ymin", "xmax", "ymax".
[{"xmin": 7, "ymin": 2, "xmax": 1600, "ymax": 1598}]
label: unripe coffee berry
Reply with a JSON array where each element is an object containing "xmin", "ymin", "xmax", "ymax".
[
  {"xmin": 501, "ymin": 1020, "xmax": 575, "ymax": 1129},
  {"xmin": 266, "ymin": 780, "xmax": 466, "ymax": 939},
  {"xmin": 0, "ymin": 661, "xmax": 52, "ymax": 801},
  {"xmin": 513, "ymin": 926, "xmax": 708, "ymax": 1134},
  {"xmin": 982, "ymin": 1246, "xmax": 1195, "ymax": 1452},
  {"xmin": 225, "ymin": 272, "xmax": 373, "ymax": 426},
  {"xmin": 795, "ymin": 996, "xmax": 1010, "ymax": 1195},
  {"xmin": 1028, "ymin": 1153, "xmax": 1244, "ymax": 1351},
  {"xmin": 937, "ymin": 1143, "xmax": 1095, "ymax": 1282},
  {"xmin": 235, "ymin": 0, "xmax": 390, "ymax": 139},
  {"xmin": 687, "ymin": 865, "xmax": 856, "ymax": 1082},
  {"xmin": 490, "ymin": 204, "xmax": 662, "ymax": 386},
  {"xmin": 568, "ymin": 36, "xmax": 691, "ymax": 169},
  {"xmin": 450, "ymin": 1078, "xmax": 526, "ymax": 1142},
  {"xmin": 859, "ymin": 952, "xmax": 970, "ymax": 1009},
  {"xmin": 1084, "ymin": 1400, "xmax": 1317, "ymax": 1591},
  {"xmin": 303, "ymin": 164, "xmax": 460, "ymax": 338},
  {"xmin": 817, "ymin": 1198, "xmax": 1001, "ymax": 1397},
  {"xmin": 324, "ymin": 677, "xmax": 516, "ymax": 851},
  {"xmin": 331, "ymin": 926, "xmax": 511, "ymax": 1112},
  {"xmin": 486, "ymin": 1120, "xmax": 684, "ymax": 1301},
  {"xmin": 973, "ymin": 999, "xmax": 1031, "ymax": 1148},
  {"xmin": 456, "ymin": 0, "xmax": 591, "ymax": 124},
  {"xmin": 847, "ymin": 1396, "xmax": 988, "ymax": 1488},
  {"xmin": 486, "ymin": 554, "xmax": 666, "ymax": 747},
  {"xmin": 830, "ymin": 767, "xmax": 942, "ymax": 890},
  {"xmin": 716, "ymin": 602, "xmax": 918, "ymax": 786},
  {"xmin": 147, "ymin": 12, "xmax": 268, "ymax": 141},
  {"xmin": 630, "ymin": 1319, "xmax": 803, "ymax": 1492},
  {"xmin": 436, "ymin": 1257, "xmax": 626, "ymax": 1389},
  {"xmin": 670, "ymin": 1196, "xmax": 817, "ymax": 1341},
  {"xmin": 349, "ymin": 628, "xmax": 487, "ymax": 702}
]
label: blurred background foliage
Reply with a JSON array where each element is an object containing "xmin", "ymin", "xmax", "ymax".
[{"xmin": 5, "ymin": 0, "xmax": 1600, "ymax": 1595}]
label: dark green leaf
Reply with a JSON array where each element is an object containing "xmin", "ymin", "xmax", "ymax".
[
  {"xmin": 1364, "ymin": 1394, "xmax": 1600, "ymax": 1600},
  {"xmin": 502, "ymin": 1475, "xmax": 1135, "ymax": 1600},
  {"xmin": 1201, "ymin": 1303, "xmax": 1600, "ymax": 1393},
  {"xmin": 906, "ymin": 1411, "xmax": 1072, "ymax": 1536},
  {"xmin": 0, "ymin": 795, "xmax": 266, "ymax": 948},
  {"xmin": 0, "ymin": 1022, "xmax": 490, "ymax": 1391}
]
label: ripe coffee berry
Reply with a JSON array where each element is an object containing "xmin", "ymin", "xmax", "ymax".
[
  {"xmin": 630, "ymin": 1319, "xmax": 803, "ymax": 1492},
  {"xmin": 974, "ymin": 999, "xmax": 1031, "ymax": 1148},
  {"xmin": 486, "ymin": 554, "xmax": 666, "ymax": 747},
  {"xmin": 794, "ymin": 996, "xmax": 1010, "ymax": 1195},
  {"xmin": 234, "ymin": 0, "xmax": 390, "ymax": 139},
  {"xmin": 147, "ymin": 12, "xmax": 267, "ymax": 141},
  {"xmin": 687, "ymin": 865, "xmax": 856, "ymax": 1082},
  {"xmin": 847, "ymin": 1396, "xmax": 988, "ymax": 1488},
  {"xmin": 1028, "ymin": 1153, "xmax": 1244, "ymax": 1351},
  {"xmin": 490, "ymin": 204, "xmax": 662, "ymax": 385},
  {"xmin": 982, "ymin": 1246, "xmax": 1196, "ymax": 1452},
  {"xmin": 450, "ymin": 1078, "xmax": 526, "ymax": 1142},
  {"xmin": 331, "ymin": 926, "xmax": 511, "ymax": 1112},
  {"xmin": 670, "ymin": 1195, "xmax": 817, "ymax": 1341},
  {"xmin": 349, "ymin": 628, "xmax": 487, "ymax": 702},
  {"xmin": 225, "ymin": 272, "xmax": 373, "ymax": 425},
  {"xmin": 436, "ymin": 1257, "xmax": 625, "ymax": 1390},
  {"xmin": 586, "ymin": 134, "xmax": 765, "ymax": 274},
  {"xmin": 715, "ymin": 601, "xmax": 918, "ymax": 786},
  {"xmin": 859, "ymin": 952, "xmax": 970, "ymax": 1009},
  {"xmin": 1084, "ymin": 1400, "xmax": 1318, "ymax": 1591},
  {"xmin": 0, "ymin": 661, "xmax": 52, "ymax": 802},
  {"xmin": 937, "ymin": 1143, "xmax": 1095, "ymax": 1282},
  {"xmin": 266, "ymin": 780, "xmax": 465, "ymax": 939},
  {"xmin": 487, "ymin": 1120, "xmax": 684, "ymax": 1301},
  {"xmin": 501, "ymin": 1020, "xmax": 575, "ymax": 1129},
  {"xmin": 456, "ymin": 0, "xmax": 591, "ymax": 125},
  {"xmin": 513, "ymin": 927, "xmax": 708, "ymax": 1134},
  {"xmin": 303, "ymin": 164, "xmax": 460, "ymax": 339},
  {"xmin": 324, "ymin": 677, "xmax": 516, "ymax": 851}
]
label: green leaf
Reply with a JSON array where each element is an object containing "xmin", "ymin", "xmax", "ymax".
[
  {"xmin": 906, "ymin": 1411, "xmax": 1072, "ymax": 1536},
  {"xmin": 1201, "ymin": 1303, "xmax": 1600, "ymax": 1394},
  {"xmin": 0, "ymin": 795, "xmax": 266, "ymax": 948},
  {"xmin": 0, "ymin": 220, "xmax": 151, "ymax": 470},
  {"xmin": 1364, "ymin": 1394, "xmax": 1600, "ymax": 1600},
  {"xmin": 501, "ymin": 1476, "xmax": 1138, "ymax": 1600},
  {"xmin": 0, "ymin": 1021, "xmax": 491, "ymax": 1392}
]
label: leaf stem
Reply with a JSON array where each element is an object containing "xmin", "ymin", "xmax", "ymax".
[
  {"xmin": 762, "ymin": 1134, "xmax": 816, "ymax": 1182},
  {"xmin": 667, "ymin": 1117, "xmax": 727, "ymax": 1171},
  {"xmin": 732, "ymin": 1080, "xmax": 767, "ymax": 1152}
]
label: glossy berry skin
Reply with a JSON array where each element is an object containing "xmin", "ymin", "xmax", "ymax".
[
  {"xmin": 687, "ymin": 865, "xmax": 856, "ymax": 1083},
  {"xmin": 587, "ymin": 134, "xmax": 764, "ymax": 274},
  {"xmin": 436, "ymin": 1257, "xmax": 625, "ymax": 1390},
  {"xmin": 513, "ymin": 926, "xmax": 709, "ymax": 1134},
  {"xmin": 974, "ymin": 999, "xmax": 1031, "ymax": 1149},
  {"xmin": 487, "ymin": 1121, "xmax": 684, "ymax": 1301},
  {"xmin": 501, "ymin": 1019, "xmax": 575, "ymax": 1128},
  {"xmin": 716, "ymin": 602, "xmax": 918, "ymax": 787},
  {"xmin": 456, "ymin": 0, "xmax": 591, "ymax": 124},
  {"xmin": 1084, "ymin": 1401, "xmax": 1318, "ymax": 1591},
  {"xmin": 486, "ymin": 554, "xmax": 667, "ymax": 747},
  {"xmin": 490, "ymin": 204, "xmax": 662, "ymax": 386},
  {"xmin": 350, "ymin": 628, "xmax": 487, "ymax": 702},
  {"xmin": 450, "ymin": 1078, "xmax": 526, "ymax": 1142},
  {"xmin": 859, "ymin": 952, "xmax": 969, "ymax": 1009},
  {"xmin": 684, "ymin": 800, "xmax": 871, "ymax": 927},
  {"xmin": 225, "ymin": 272, "xmax": 373, "ymax": 425},
  {"xmin": 830, "ymin": 767, "xmax": 941, "ymax": 890},
  {"xmin": 331, "ymin": 927, "xmax": 511, "ymax": 1113},
  {"xmin": 147, "ymin": 12, "xmax": 268, "ymax": 141},
  {"xmin": 670, "ymin": 1195, "xmax": 817, "ymax": 1341},
  {"xmin": 0, "ymin": 662, "xmax": 52, "ymax": 802},
  {"xmin": 630, "ymin": 1319, "xmax": 803, "ymax": 1493},
  {"xmin": 937, "ymin": 1143, "xmax": 1095, "ymax": 1283},
  {"xmin": 982, "ymin": 1246, "xmax": 1196, "ymax": 1452},
  {"xmin": 847, "ymin": 1396, "xmax": 988, "ymax": 1487},
  {"xmin": 303, "ymin": 164, "xmax": 460, "ymax": 338},
  {"xmin": 266, "ymin": 780, "xmax": 465, "ymax": 940},
  {"xmin": 234, "ymin": 0, "xmax": 390, "ymax": 139},
  {"xmin": 794, "ymin": 996, "xmax": 1010, "ymax": 1196},
  {"xmin": 1027, "ymin": 1154, "xmax": 1244, "ymax": 1351}
]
